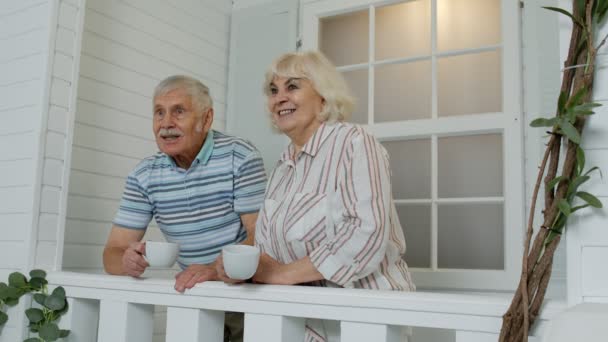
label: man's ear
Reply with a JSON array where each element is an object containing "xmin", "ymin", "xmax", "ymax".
[{"xmin": 204, "ymin": 107, "xmax": 214, "ymax": 130}]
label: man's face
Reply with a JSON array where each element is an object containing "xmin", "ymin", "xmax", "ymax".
[{"xmin": 152, "ymin": 88, "xmax": 211, "ymax": 167}]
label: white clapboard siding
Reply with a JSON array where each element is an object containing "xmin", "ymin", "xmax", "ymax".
[
  {"xmin": 58, "ymin": 1, "xmax": 78, "ymax": 31},
  {"xmin": 43, "ymin": 159, "xmax": 64, "ymax": 187},
  {"xmin": 40, "ymin": 185, "xmax": 62, "ymax": 214},
  {"xmin": 66, "ymin": 195, "xmax": 119, "ymax": 222},
  {"xmin": 0, "ymin": 1, "xmax": 49, "ymax": 39},
  {"xmin": 0, "ymin": 106, "xmax": 40, "ymax": 136},
  {"xmin": 86, "ymin": 0, "xmax": 228, "ymax": 68},
  {"xmin": 48, "ymin": 105, "xmax": 69, "ymax": 134},
  {"xmin": 35, "ymin": 241, "xmax": 58, "ymax": 270},
  {"xmin": 0, "ymin": 0, "xmax": 48, "ymax": 16},
  {"xmin": 53, "ymin": 52, "xmax": 75, "ymax": 82},
  {"xmin": 38, "ymin": 213, "xmax": 59, "ymax": 242},
  {"xmin": 69, "ymin": 170, "xmax": 126, "ymax": 200},
  {"xmin": 77, "ymin": 75, "xmax": 151, "ymax": 118},
  {"xmin": 0, "ymin": 54, "xmax": 45, "ymax": 86},
  {"xmin": 55, "ymin": 26, "xmax": 76, "ymax": 56},
  {"xmin": 0, "ymin": 213, "xmax": 31, "ymax": 241},
  {"xmin": 63, "ymin": 244, "xmax": 105, "ymax": 268},
  {"xmin": 583, "ymin": 101, "xmax": 608, "ymax": 150},
  {"xmin": 0, "ymin": 79, "xmax": 44, "ymax": 111},
  {"xmin": 72, "ymin": 123, "xmax": 157, "ymax": 159},
  {"xmin": 75, "ymin": 99, "xmax": 153, "ymax": 139},
  {"xmin": 0, "ymin": 132, "xmax": 37, "ymax": 161},
  {"xmin": 0, "ymin": 160, "xmax": 36, "ymax": 187},
  {"xmin": 45, "ymin": 131, "xmax": 67, "ymax": 160},
  {"xmin": 0, "ymin": 29, "xmax": 46, "ymax": 65},
  {"xmin": 0, "ymin": 186, "xmax": 33, "ymax": 214},
  {"xmin": 83, "ymin": 9, "xmax": 227, "ymax": 86},
  {"xmin": 65, "ymin": 218, "xmax": 112, "ymax": 245},
  {"xmin": 50, "ymin": 78, "xmax": 71, "ymax": 108},
  {"xmin": 70, "ymin": 146, "xmax": 141, "ymax": 177}
]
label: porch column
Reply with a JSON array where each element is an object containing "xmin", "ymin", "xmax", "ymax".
[
  {"xmin": 58, "ymin": 298, "xmax": 99, "ymax": 342},
  {"xmin": 243, "ymin": 314, "xmax": 305, "ymax": 342},
  {"xmin": 97, "ymin": 300, "xmax": 153, "ymax": 342},
  {"xmin": 341, "ymin": 322, "xmax": 401, "ymax": 342},
  {"xmin": 166, "ymin": 307, "xmax": 224, "ymax": 342}
]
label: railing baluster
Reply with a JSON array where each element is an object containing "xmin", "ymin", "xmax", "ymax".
[
  {"xmin": 97, "ymin": 300, "xmax": 153, "ymax": 342},
  {"xmin": 58, "ymin": 298, "xmax": 99, "ymax": 342},
  {"xmin": 244, "ymin": 314, "xmax": 305, "ymax": 342},
  {"xmin": 166, "ymin": 307, "xmax": 224, "ymax": 342},
  {"xmin": 341, "ymin": 322, "xmax": 402, "ymax": 342},
  {"xmin": 455, "ymin": 331, "xmax": 499, "ymax": 342}
]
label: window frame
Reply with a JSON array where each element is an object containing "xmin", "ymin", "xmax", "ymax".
[{"xmin": 302, "ymin": 0, "xmax": 524, "ymax": 290}]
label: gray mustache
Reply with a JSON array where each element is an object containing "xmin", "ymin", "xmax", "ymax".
[{"xmin": 159, "ymin": 128, "xmax": 183, "ymax": 138}]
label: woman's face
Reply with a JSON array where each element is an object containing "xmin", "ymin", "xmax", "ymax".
[{"xmin": 267, "ymin": 76, "xmax": 324, "ymax": 142}]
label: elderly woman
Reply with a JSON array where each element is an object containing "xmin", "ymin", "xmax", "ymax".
[{"xmin": 221, "ymin": 51, "xmax": 415, "ymax": 340}]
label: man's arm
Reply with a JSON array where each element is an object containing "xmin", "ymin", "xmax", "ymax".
[
  {"xmin": 239, "ymin": 212, "xmax": 258, "ymax": 246},
  {"xmin": 103, "ymin": 225, "xmax": 147, "ymax": 276}
]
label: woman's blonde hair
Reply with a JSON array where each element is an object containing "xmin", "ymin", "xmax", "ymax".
[{"xmin": 263, "ymin": 51, "xmax": 354, "ymax": 122}]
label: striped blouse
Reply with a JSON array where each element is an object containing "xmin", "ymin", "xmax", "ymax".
[{"xmin": 255, "ymin": 122, "xmax": 415, "ymax": 291}]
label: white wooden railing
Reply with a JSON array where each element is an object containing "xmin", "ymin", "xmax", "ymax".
[{"xmin": 47, "ymin": 272, "xmax": 565, "ymax": 342}]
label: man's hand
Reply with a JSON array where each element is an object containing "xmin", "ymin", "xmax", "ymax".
[
  {"xmin": 174, "ymin": 264, "xmax": 218, "ymax": 293},
  {"xmin": 121, "ymin": 241, "xmax": 149, "ymax": 277}
]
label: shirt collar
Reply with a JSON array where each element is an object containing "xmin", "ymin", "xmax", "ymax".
[
  {"xmin": 280, "ymin": 122, "xmax": 338, "ymax": 162},
  {"xmin": 164, "ymin": 130, "xmax": 215, "ymax": 168}
]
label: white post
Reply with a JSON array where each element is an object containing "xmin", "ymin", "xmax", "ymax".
[
  {"xmin": 244, "ymin": 314, "xmax": 305, "ymax": 342},
  {"xmin": 166, "ymin": 307, "xmax": 224, "ymax": 342},
  {"xmin": 97, "ymin": 300, "xmax": 153, "ymax": 342},
  {"xmin": 58, "ymin": 298, "xmax": 99, "ymax": 342},
  {"xmin": 341, "ymin": 322, "xmax": 401, "ymax": 342},
  {"xmin": 455, "ymin": 331, "xmax": 499, "ymax": 342}
]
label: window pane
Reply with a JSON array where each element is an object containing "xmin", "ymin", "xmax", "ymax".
[
  {"xmin": 320, "ymin": 10, "xmax": 369, "ymax": 66},
  {"xmin": 438, "ymin": 134, "xmax": 503, "ymax": 198},
  {"xmin": 437, "ymin": 0, "xmax": 501, "ymax": 51},
  {"xmin": 437, "ymin": 50, "xmax": 502, "ymax": 117},
  {"xmin": 375, "ymin": 61, "xmax": 432, "ymax": 122},
  {"xmin": 375, "ymin": 0, "xmax": 431, "ymax": 60},
  {"xmin": 396, "ymin": 204, "xmax": 431, "ymax": 268},
  {"xmin": 382, "ymin": 138, "xmax": 431, "ymax": 199},
  {"xmin": 438, "ymin": 203, "xmax": 504, "ymax": 269},
  {"xmin": 342, "ymin": 69, "xmax": 368, "ymax": 124}
]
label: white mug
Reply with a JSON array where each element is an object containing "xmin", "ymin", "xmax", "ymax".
[
  {"xmin": 222, "ymin": 245, "xmax": 260, "ymax": 280},
  {"xmin": 145, "ymin": 241, "xmax": 179, "ymax": 267}
]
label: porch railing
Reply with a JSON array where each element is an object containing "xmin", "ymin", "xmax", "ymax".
[{"xmin": 47, "ymin": 271, "xmax": 565, "ymax": 342}]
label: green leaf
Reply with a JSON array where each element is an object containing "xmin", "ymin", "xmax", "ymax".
[
  {"xmin": 29, "ymin": 270, "xmax": 47, "ymax": 279},
  {"xmin": 29, "ymin": 324, "xmax": 40, "ymax": 332},
  {"xmin": 0, "ymin": 283, "xmax": 9, "ymax": 301},
  {"xmin": 51, "ymin": 287, "xmax": 66, "ymax": 300},
  {"xmin": 530, "ymin": 117, "xmax": 557, "ymax": 127},
  {"xmin": 558, "ymin": 198, "xmax": 571, "ymax": 216},
  {"xmin": 29, "ymin": 277, "xmax": 47, "ymax": 290},
  {"xmin": 0, "ymin": 311, "xmax": 8, "ymax": 325},
  {"xmin": 8, "ymin": 272, "xmax": 27, "ymax": 288},
  {"xmin": 59, "ymin": 329, "xmax": 70, "ymax": 338},
  {"xmin": 571, "ymin": 204, "xmax": 590, "ymax": 213},
  {"xmin": 576, "ymin": 146, "xmax": 585, "ymax": 175},
  {"xmin": 56, "ymin": 299, "xmax": 69, "ymax": 316},
  {"xmin": 25, "ymin": 308, "xmax": 44, "ymax": 324},
  {"xmin": 4, "ymin": 297, "xmax": 18, "ymax": 306},
  {"xmin": 560, "ymin": 119, "xmax": 581, "ymax": 144},
  {"xmin": 44, "ymin": 295, "xmax": 65, "ymax": 311},
  {"xmin": 33, "ymin": 293, "xmax": 47, "ymax": 306},
  {"xmin": 557, "ymin": 91, "xmax": 568, "ymax": 115},
  {"xmin": 547, "ymin": 176, "xmax": 567, "ymax": 191},
  {"xmin": 38, "ymin": 322, "xmax": 60, "ymax": 342},
  {"xmin": 575, "ymin": 0, "xmax": 586, "ymax": 16},
  {"xmin": 568, "ymin": 175, "xmax": 590, "ymax": 195},
  {"xmin": 584, "ymin": 166, "xmax": 603, "ymax": 178},
  {"xmin": 568, "ymin": 86, "xmax": 588, "ymax": 109},
  {"xmin": 577, "ymin": 192, "xmax": 603, "ymax": 208},
  {"xmin": 23, "ymin": 338, "xmax": 40, "ymax": 342},
  {"xmin": 5, "ymin": 286, "xmax": 22, "ymax": 300},
  {"xmin": 543, "ymin": 6, "xmax": 582, "ymax": 25}
]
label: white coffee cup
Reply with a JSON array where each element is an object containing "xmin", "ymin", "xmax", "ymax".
[
  {"xmin": 222, "ymin": 245, "xmax": 260, "ymax": 280},
  {"xmin": 145, "ymin": 241, "xmax": 179, "ymax": 267}
]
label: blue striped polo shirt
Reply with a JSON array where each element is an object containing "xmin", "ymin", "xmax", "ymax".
[{"xmin": 113, "ymin": 130, "xmax": 267, "ymax": 269}]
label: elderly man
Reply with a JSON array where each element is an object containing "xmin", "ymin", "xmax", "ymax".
[{"xmin": 103, "ymin": 75, "xmax": 266, "ymax": 342}]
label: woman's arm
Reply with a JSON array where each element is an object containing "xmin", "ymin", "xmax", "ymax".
[{"xmin": 253, "ymin": 254, "xmax": 324, "ymax": 285}]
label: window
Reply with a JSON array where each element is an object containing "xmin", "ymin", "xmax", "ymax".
[{"xmin": 302, "ymin": 0, "xmax": 523, "ymax": 290}]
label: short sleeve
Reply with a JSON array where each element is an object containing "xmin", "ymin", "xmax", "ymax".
[
  {"xmin": 234, "ymin": 150, "xmax": 267, "ymax": 214},
  {"xmin": 113, "ymin": 172, "xmax": 153, "ymax": 230}
]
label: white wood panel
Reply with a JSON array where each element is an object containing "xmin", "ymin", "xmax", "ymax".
[
  {"xmin": 582, "ymin": 246, "xmax": 608, "ymax": 297},
  {"xmin": 0, "ymin": 79, "xmax": 43, "ymax": 111},
  {"xmin": 0, "ymin": 53, "xmax": 45, "ymax": 86},
  {"xmin": 0, "ymin": 105, "xmax": 39, "ymax": 136},
  {"xmin": 244, "ymin": 314, "xmax": 305, "ymax": 342},
  {"xmin": 58, "ymin": 1, "xmax": 78, "ymax": 31},
  {"xmin": 65, "ymin": 218, "xmax": 111, "ymax": 244},
  {"xmin": 38, "ymin": 213, "xmax": 59, "ymax": 241},
  {"xmin": 55, "ymin": 27, "xmax": 76, "ymax": 56},
  {"xmin": 0, "ymin": 2, "xmax": 48, "ymax": 39},
  {"xmin": 0, "ymin": 213, "xmax": 30, "ymax": 241},
  {"xmin": 43, "ymin": 158, "xmax": 64, "ymax": 187},
  {"xmin": 122, "ymin": 0, "xmax": 229, "ymax": 49},
  {"xmin": 341, "ymin": 321, "xmax": 400, "ymax": 342},
  {"xmin": 77, "ymin": 75, "xmax": 151, "ymax": 119},
  {"xmin": 53, "ymin": 52, "xmax": 74, "ymax": 81},
  {"xmin": 62, "ymin": 244, "xmax": 105, "ymax": 268},
  {"xmin": 35, "ymin": 241, "xmax": 58, "ymax": 269},
  {"xmin": 166, "ymin": 307, "xmax": 224, "ymax": 342},
  {"xmin": 582, "ymin": 100, "xmax": 608, "ymax": 150},
  {"xmin": 98, "ymin": 301, "xmax": 154, "ymax": 342},
  {"xmin": 40, "ymin": 185, "xmax": 61, "ymax": 214},
  {"xmin": 73, "ymin": 123, "xmax": 157, "ymax": 159},
  {"xmin": 0, "ymin": 186, "xmax": 32, "ymax": 213},
  {"xmin": 79, "ymin": 33, "xmax": 227, "ymax": 105},
  {"xmin": 455, "ymin": 331, "xmax": 498, "ymax": 342},
  {"xmin": 48, "ymin": 105, "xmax": 69, "ymax": 133},
  {"xmin": 50, "ymin": 78, "xmax": 71, "ymax": 108},
  {"xmin": 0, "ymin": 159, "xmax": 35, "ymax": 187},
  {"xmin": 163, "ymin": 0, "xmax": 229, "ymax": 33},
  {"xmin": 70, "ymin": 146, "xmax": 140, "ymax": 177},
  {"xmin": 60, "ymin": 298, "xmax": 100, "ymax": 342},
  {"xmin": 85, "ymin": 0, "xmax": 228, "ymax": 67},
  {"xmin": 0, "ymin": 132, "xmax": 37, "ymax": 160},
  {"xmin": 66, "ymin": 195, "xmax": 118, "ymax": 221},
  {"xmin": 0, "ymin": 0, "xmax": 48, "ymax": 16},
  {"xmin": 0, "ymin": 28, "xmax": 47, "ymax": 63},
  {"xmin": 581, "ymin": 149, "xmax": 608, "ymax": 197},
  {"xmin": 69, "ymin": 170, "xmax": 125, "ymax": 200},
  {"xmin": 82, "ymin": 8, "xmax": 227, "ymax": 85},
  {"xmin": 62, "ymin": 0, "xmax": 78, "ymax": 7},
  {"xmin": 45, "ymin": 131, "xmax": 67, "ymax": 160},
  {"xmin": 75, "ymin": 99, "xmax": 153, "ymax": 139},
  {"xmin": 0, "ymin": 242, "xmax": 27, "ymax": 268}
]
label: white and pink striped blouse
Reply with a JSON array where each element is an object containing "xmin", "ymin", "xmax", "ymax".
[{"xmin": 255, "ymin": 121, "xmax": 415, "ymax": 292}]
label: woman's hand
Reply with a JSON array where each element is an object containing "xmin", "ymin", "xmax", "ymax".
[
  {"xmin": 252, "ymin": 253, "xmax": 285, "ymax": 284},
  {"xmin": 253, "ymin": 254, "xmax": 325, "ymax": 285},
  {"xmin": 215, "ymin": 253, "xmax": 246, "ymax": 284}
]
